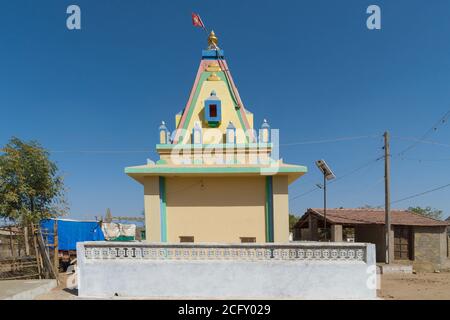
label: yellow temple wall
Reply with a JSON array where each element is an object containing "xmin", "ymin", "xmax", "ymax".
[
  {"xmin": 142, "ymin": 175, "xmax": 290, "ymax": 243},
  {"xmin": 165, "ymin": 176, "xmax": 266, "ymax": 243},
  {"xmin": 273, "ymin": 175, "xmax": 289, "ymax": 242},
  {"xmin": 143, "ymin": 176, "xmax": 161, "ymax": 242}
]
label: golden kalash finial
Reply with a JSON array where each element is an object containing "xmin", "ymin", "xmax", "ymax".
[{"xmin": 208, "ymin": 30, "xmax": 219, "ymax": 49}]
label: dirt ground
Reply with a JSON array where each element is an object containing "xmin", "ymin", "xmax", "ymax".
[
  {"xmin": 379, "ymin": 271, "xmax": 450, "ymax": 300},
  {"xmin": 34, "ymin": 271, "xmax": 450, "ymax": 300},
  {"xmin": 34, "ymin": 273, "xmax": 79, "ymax": 300}
]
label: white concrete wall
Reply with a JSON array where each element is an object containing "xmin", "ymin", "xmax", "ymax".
[{"xmin": 76, "ymin": 242, "xmax": 377, "ymax": 300}]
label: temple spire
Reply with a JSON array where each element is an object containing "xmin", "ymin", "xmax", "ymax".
[{"xmin": 208, "ymin": 30, "xmax": 219, "ymax": 49}]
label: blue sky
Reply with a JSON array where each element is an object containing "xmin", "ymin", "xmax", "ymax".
[{"xmin": 1, "ymin": 0, "xmax": 449, "ymax": 220}]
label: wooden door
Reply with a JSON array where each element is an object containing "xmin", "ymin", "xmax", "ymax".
[{"xmin": 394, "ymin": 227, "xmax": 412, "ymax": 260}]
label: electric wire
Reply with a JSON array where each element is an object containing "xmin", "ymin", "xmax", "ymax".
[
  {"xmin": 0, "ymin": 134, "xmax": 380, "ymax": 155},
  {"xmin": 289, "ymin": 155, "xmax": 384, "ymax": 202},
  {"xmin": 397, "ymin": 110, "xmax": 450, "ymax": 156},
  {"xmin": 372, "ymin": 182, "xmax": 450, "ymax": 207}
]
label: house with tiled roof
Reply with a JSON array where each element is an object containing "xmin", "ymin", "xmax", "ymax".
[
  {"xmin": 293, "ymin": 208, "xmax": 449, "ymax": 271},
  {"xmin": 447, "ymin": 216, "xmax": 450, "ymax": 235}
]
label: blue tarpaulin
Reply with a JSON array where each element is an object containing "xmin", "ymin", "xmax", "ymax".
[{"xmin": 40, "ymin": 218, "xmax": 105, "ymax": 251}]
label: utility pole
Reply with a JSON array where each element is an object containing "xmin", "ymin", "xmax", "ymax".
[
  {"xmin": 315, "ymin": 160, "xmax": 335, "ymax": 242},
  {"xmin": 323, "ymin": 173, "xmax": 327, "ymax": 241},
  {"xmin": 384, "ymin": 131, "xmax": 391, "ymax": 264}
]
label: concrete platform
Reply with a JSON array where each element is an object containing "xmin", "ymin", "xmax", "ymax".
[
  {"xmin": 377, "ymin": 264, "xmax": 413, "ymax": 274},
  {"xmin": 0, "ymin": 279, "xmax": 57, "ymax": 300}
]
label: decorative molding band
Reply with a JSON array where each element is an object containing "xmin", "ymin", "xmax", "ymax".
[{"xmin": 82, "ymin": 244, "xmax": 367, "ymax": 263}]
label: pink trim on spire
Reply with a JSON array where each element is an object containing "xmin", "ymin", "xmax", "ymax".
[
  {"xmin": 220, "ymin": 60, "xmax": 254, "ymax": 141},
  {"xmin": 173, "ymin": 60, "xmax": 210, "ymax": 144}
]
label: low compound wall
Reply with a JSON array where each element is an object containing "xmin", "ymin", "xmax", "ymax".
[{"xmin": 76, "ymin": 241, "xmax": 377, "ymax": 299}]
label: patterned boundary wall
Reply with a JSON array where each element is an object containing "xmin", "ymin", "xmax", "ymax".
[
  {"xmin": 77, "ymin": 241, "xmax": 377, "ymax": 299},
  {"xmin": 83, "ymin": 242, "xmax": 368, "ymax": 262}
]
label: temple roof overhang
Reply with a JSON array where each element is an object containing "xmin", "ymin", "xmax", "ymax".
[{"xmin": 125, "ymin": 164, "xmax": 307, "ymax": 185}]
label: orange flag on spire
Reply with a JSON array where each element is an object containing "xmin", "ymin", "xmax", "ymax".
[{"xmin": 192, "ymin": 13, "xmax": 205, "ymax": 29}]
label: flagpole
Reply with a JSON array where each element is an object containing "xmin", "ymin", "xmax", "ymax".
[
  {"xmin": 203, "ymin": 26, "xmax": 209, "ymax": 36},
  {"xmin": 201, "ymin": 21, "xmax": 209, "ymax": 35}
]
